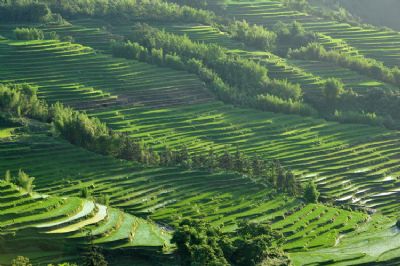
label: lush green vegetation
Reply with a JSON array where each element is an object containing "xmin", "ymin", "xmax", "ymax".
[
  {"xmin": 172, "ymin": 219, "xmax": 290, "ymax": 265},
  {"xmin": 0, "ymin": 0, "xmax": 400, "ymax": 265},
  {"xmin": 0, "ymin": 179, "xmax": 170, "ymax": 265}
]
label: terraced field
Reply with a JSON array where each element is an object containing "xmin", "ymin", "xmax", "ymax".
[
  {"xmin": 0, "ymin": 35, "xmax": 398, "ymax": 216},
  {"xmin": 224, "ymin": 0, "xmax": 400, "ymax": 67},
  {"xmin": 0, "ymin": 181, "xmax": 170, "ymax": 264},
  {"xmin": 0, "ymin": 9, "xmax": 400, "ymax": 265},
  {"xmin": 0, "ymin": 126, "xmax": 369, "ymax": 252},
  {"xmin": 0, "ymin": 38, "xmax": 212, "ymax": 109}
]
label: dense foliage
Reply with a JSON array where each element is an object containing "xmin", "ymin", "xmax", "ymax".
[
  {"xmin": 172, "ymin": 219, "xmax": 290, "ymax": 266},
  {"xmin": 0, "ymin": 0, "xmax": 216, "ymax": 25},
  {"xmin": 228, "ymin": 20, "xmax": 277, "ymax": 51},
  {"xmin": 0, "ymin": 1, "xmax": 52, "ymax": 22},
  {"xmin": 272, "ymin": 21, "xmax": 317, "ymax": 55},
  {"xmin": 14, "ymin": 27, "xmax": 45, "ymax": 40},
  {"xmin": 227, "ymin": 20, "xmax": 316, "ymax": 55},
  {"xmin": 303, "ymin": 181, "xmax": 320, "ymax": 203}
]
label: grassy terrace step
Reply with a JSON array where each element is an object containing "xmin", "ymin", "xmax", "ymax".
[
  {"xmin": 0, "ymin": 131, "xmax": 367, "ymax": 251},
  {"xmin": 0, "ymin": 38, "xmax": 213, "ymax": 109},
  {"xmin": 0, "ymin": 30, "xmax": 399, "ymax": 216},
  {"xmin": 0, "ymin": 181, "xmax": 170, "ymax": 264},
  {"xmin": 290, "ymin": 214, "xmax": 400, "ymax": 265},
  {"xmin": 226, "ymin": 0, "xmax": 400, "ymax": 67}
]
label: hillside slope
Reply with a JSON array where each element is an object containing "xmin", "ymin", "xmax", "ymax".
[{"xmin": 0, "ymin": 181, "xmax": 171, "ymax": 265}]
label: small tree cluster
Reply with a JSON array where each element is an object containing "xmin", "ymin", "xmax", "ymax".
[
  {"xmin": 228, "ymin": 20, "xmax": 277, "ymax": 51},
  {"xmin": 3, "ymin": 170, "xmax": 35, "ymax": 194},
  {"xmin": 273, "ymin": 21, "xmax": 317, "ymax": 55},
  {"xmin": 14, "ymin": 27, "xmax": 44, "ymax": 40},
  {"xmin": 172, "ymin": 219, "xmax": 290, "ymax": 266}
]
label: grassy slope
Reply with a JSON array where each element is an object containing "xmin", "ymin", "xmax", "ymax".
[{"xmin": 0, "ymin": 181, "xmax": 170, "ymax": 265}]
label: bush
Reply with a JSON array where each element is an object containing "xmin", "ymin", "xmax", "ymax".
[
  {"xmin": 229, "ymin": 20, "xmax": 277, "ymax": 51},
  {"xmin": 303, "ymin": 181, "xmax": 320, "ymax": 203},
  {"xmin": 11, "ymin": 256, "xmax": 31, "ymax": 266},
  {"xmin": 15, "ymin": 170, "xmax": 35, "ymax": 193},
  {"xmin": 14, "ymin": 27, "xmax": 44, "ymax": 40},
  {"xmin": 0, "ymin": 2, "xmax": 51, "ymax": 22},
  {"xmin": 324, "ymin": 78, "xmax": 344, "ymax": 104}
]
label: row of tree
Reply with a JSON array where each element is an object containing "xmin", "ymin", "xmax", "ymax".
[
  {"xmin": 288, "ymin": 42, "xmax": 400, "ymax": 87},
  {"xmin": 167, "ymin": 0, "xmax": 227, "ymax": 10},
  {"xmin": 172, "ymin": 219, "xmax": 291, "ymax": 266},
  {"xmin": 0, "ymin": 0, "xmax": 216, "ymax": 24}
]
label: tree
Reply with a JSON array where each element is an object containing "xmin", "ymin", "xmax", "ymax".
[
  {"xmin": 232, "ymin": 221, "xmax": 288, "ymax": 266},
  {"xmin": 233, "ymin": 147, "xmax": 245, "ymax": 172},
  {"xmin": 83, "ymin": 246, "xmax": 108, "ymax": 266},
  {"xmin": 396, "ymin": 219, "xmax": 400, "ymax": 229},
  {"xmin": 324, "ymin": 78, "xmax": 344, "ymax": 105},
  {"xmin": 15, "ymin": 170, "xmax": 34, "ymax": 193},
  {"xmin": 11, "ymin": 256, "xmax": 32, "ymax": 266},
  {"xmin": 285, "ymin": 171, "xmax": 300, "ymax": 196},
  {"xmin": 4, "ymin": 170, "xmax": 11, "ymax": 182},
  {"xmin": 171, "ymin": 219, "xmax": 229, "ymax": 266},
  {"xmin": 303, "ymin": 181, "xmax": 320, "ymax": 203},
  {"xmin": 172, "ymin": 219, "xmax": 290, "ymax": 266},
  {"xmin": 219, "ymin": 149, "xmax": 233, "ymax": 170},
  {"xmin": 206, "ymin": 148, "xmax": 218, "ymax": 172}
]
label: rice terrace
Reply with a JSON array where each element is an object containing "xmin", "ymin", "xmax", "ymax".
[{"xmin": 0, "ymin": 0, "xmax": 399, "ymax": 265}]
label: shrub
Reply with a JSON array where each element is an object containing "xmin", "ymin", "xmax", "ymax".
[
  {"xmin": 14, "ymin": 27, "xmax": 44, "ymax": 40},
  {"xmin": 324, "ymin": 78, "xmax": 344, "ymax": 104},
  {"xmin": 4, "ymin": 170, "xmax": 11, "ymax": 182},
  {"xmin": 229, "ymin": 20, "xmax": 277, "ymax": 51},
  {"xmin": 15, "ymin": 170, "xmax": 35, "ymax": 193},
  {"xmin": 11, "ymin": 256, "xmax": 31, "ymax": 266},
  {"xmin": 304, "ymin": 181, "xmax": 320, "ymax": 203}
]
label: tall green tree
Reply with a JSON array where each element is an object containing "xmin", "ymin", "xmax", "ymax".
[{"xmin": 303, "ymin": 181, "xmax": 320, "ymax": 203}]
